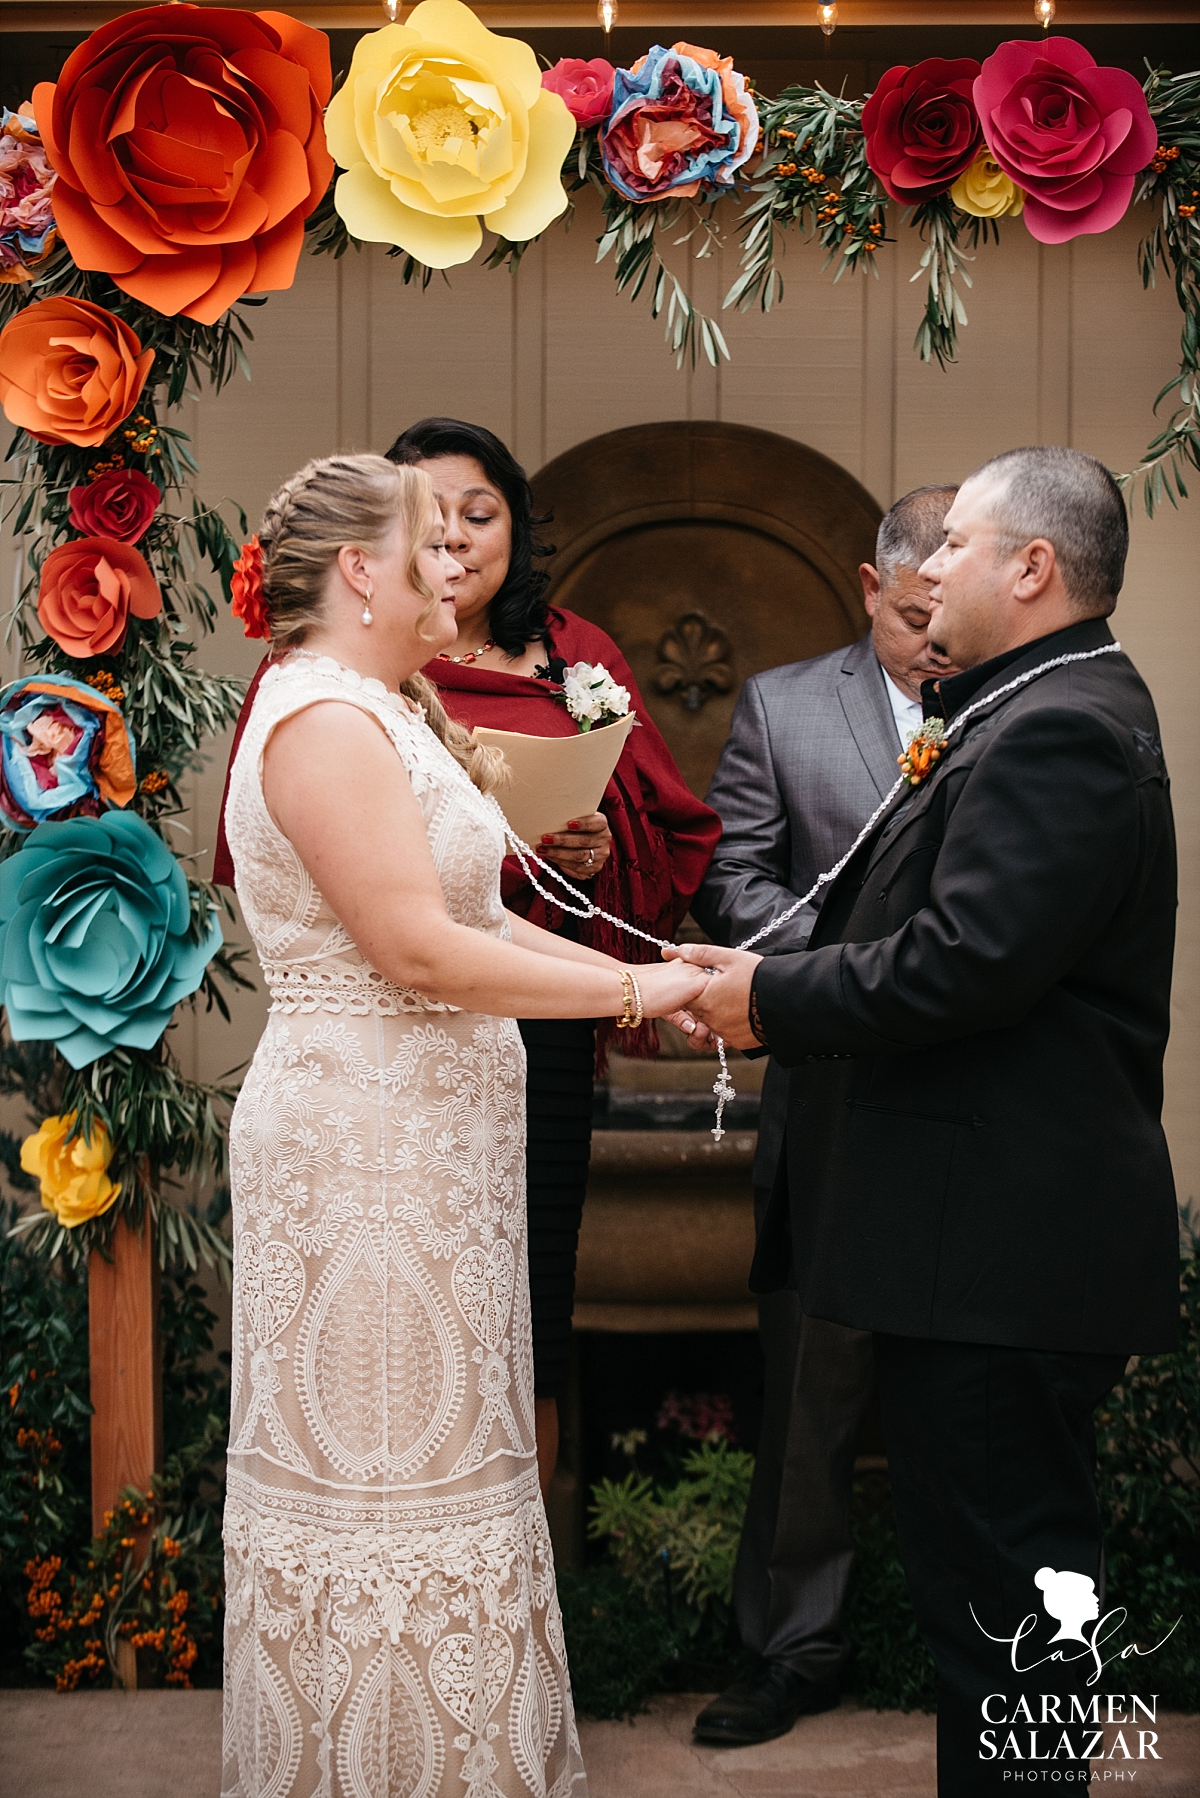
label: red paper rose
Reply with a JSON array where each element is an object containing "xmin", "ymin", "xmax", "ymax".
[
  {"xmin": 542, "ymin": 59, "xmax": 617, "ymax": 131},
  {"xmin": 33, "ymin": 5, "xmax": 333, "ymax": 326},
  {"xmin": 231, "ymin": 536, "xmax": 269, "ymax": 640},
  {"xmin": 68, "ymin": 469, "xmax": 161, "ymax": 545},
  {"xmin": 974, "ymin": 38, "xmax": 1157, "ymax": 244},
  {"xmin": 862, "ymin": 58, "xmax": 982, "ymax": 205},
  {"xmin": 38, "ymin": 536, "xmax": 162, "ymax": 657}
]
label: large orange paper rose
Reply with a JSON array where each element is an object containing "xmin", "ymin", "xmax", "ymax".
[
  {"xmin": 33, "ymin": 6, "xmax": 333, "ymax": 326},
  {"xmin": 0, "ymin": 297, "xmax": 153, "ymax": 448},
  {"xmin": 38, "ymin": 536, "xmax": 163, "ymax": 657}
]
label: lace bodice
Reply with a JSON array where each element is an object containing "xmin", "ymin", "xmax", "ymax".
[{"xmin": 224, "ymin": 654, "xmax": 510, "ymax": 1015}]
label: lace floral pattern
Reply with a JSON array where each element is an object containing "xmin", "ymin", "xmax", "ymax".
[{"xmin": 221, "ymin": 656, "xmax": 586, "ymax": 1798}]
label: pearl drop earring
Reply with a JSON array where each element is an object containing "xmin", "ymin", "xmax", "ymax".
[{"xmin": 361, "ymin": 581, "xmax": 373, "ymax": 627}]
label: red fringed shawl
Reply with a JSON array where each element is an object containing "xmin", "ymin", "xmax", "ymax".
[{"xmin": 211, "ymin": 609, "xmax": 720, "ymax": 1059}]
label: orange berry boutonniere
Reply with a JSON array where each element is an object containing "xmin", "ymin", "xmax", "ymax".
[
  {"xmin": 231, "ymin": 536, "xmax": 269, "ymax": 641},
  {"xmin": 898, "ymin": 718, "xmax": 947, "ymax": 786}
]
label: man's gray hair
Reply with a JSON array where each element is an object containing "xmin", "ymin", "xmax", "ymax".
[
  {"xmin": 967, "ymin": 446, "xmax": 1127, "ymax": 615},
  {"xmin": 876, "ymin": 485, "xmax": 958, "ymax": 585}
]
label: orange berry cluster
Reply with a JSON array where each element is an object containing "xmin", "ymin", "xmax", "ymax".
[
  {"xmin": 84, "ymin": 670, "xmax": 126, "ymax": 705},
  {"xmin": 898, "ymin": 738, "xmax": 943, "ymax": 785},
  {"xmin": 1151, "ymin": 144, "xmax": 1181, "ymax": 174},
  {"xmin": 139, "ymin": 769, "xmax": 169, "ymax": 795},
  {"xmin": 122, "ymin": 414, "xmax": 160, "ymax": 455}
]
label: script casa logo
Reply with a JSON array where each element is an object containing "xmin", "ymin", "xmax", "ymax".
[{"xmin": 972, "ymin": 1566, "xmax": 1180, "ymax": 1775}]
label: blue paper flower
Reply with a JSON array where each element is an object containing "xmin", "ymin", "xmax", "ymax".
[
  {"xmin": 601, "ymin": 43, "xmax": 759, "ymax": 205},
  {"xmin": 0, "ymin": 674, "xmax": 137, "ymax": 832},
  {"xmin": 0, "ymin": 812, "xmax": 221, "ymax": 1069}
]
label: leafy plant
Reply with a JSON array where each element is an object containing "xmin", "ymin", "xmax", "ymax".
[
  {"xmin": 0, "ymin": 1221, "xmax": 230, "ymax": 1688},
  {"xmin": 1121, "ymin": 68, "xmax": 1200, "ymax": 515},
  {"xmin": 556, "ymin": 1563, "xmax": 680, "ymax": 1719},
  {"xmin": 1095, "ymin": 1244, "xmax": 1199, "ymax": 1708},
  {"xmin": 588, "ymin": 1437, "xmax": 753, "ymax": 1655}
]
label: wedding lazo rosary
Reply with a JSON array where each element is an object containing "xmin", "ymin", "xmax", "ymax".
[{"xmin": 500, "ymin": 643, "xmax": 1122, "ymax": 1142}]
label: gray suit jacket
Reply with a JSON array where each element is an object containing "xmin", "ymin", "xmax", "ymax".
[{"xmin": 692, "ymin": 632, "xmax": 902, "ymax": 1187}]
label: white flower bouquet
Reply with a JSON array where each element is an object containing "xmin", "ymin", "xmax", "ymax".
[{"xmin": 560, "ymin": 661, "xmax": 632, "ymax": 732}]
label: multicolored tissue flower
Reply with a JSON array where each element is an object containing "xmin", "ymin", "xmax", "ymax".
[
  {"xmin": 601, "ymin": 43, "xmax": 759, "ymax": 205},
  {"xmin": 0, "ymin": 673, "xmax": 137, "ymax": 832},
  {"xmin": 0, "ymin": 810, "xmax": 222, "ymax": 1069},
  {"xmin": 0, "ymin": 105, "xmax": 57, "ymax": 284}
]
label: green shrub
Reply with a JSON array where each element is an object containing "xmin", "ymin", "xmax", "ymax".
[
  {"xmin": 843, "ymin": 1474, "xmax": 937, "ymax": 1712},
  {"xmin": 0, "ymin": 1210, "xmax": 230, "ymax": 1688},
  {"xmin": 557, "ymin": 1564, "xmax": 680, "ymax": 1719},
  {"xmin": 1095, "ymin": 1246, "xmax": 1199, "ymax": 1709}
]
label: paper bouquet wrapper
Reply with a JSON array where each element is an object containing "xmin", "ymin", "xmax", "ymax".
[{"xmin": 472, "ymin": 711, "xmax": 637, "ymax": 845}]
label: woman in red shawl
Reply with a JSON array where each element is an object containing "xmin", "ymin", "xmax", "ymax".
[{"xmin": 215, "ymin": 418, "xmax": 720, "ymax": 1496}]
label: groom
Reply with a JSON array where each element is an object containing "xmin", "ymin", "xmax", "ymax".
[{"xmin": 672, "ymin": 446, "xmax": 1180, "ymax": 1792}]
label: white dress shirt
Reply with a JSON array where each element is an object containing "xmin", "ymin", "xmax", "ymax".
[{"xmin": 883, "ymin": 668, "xmax": 923, "ymax": 747}]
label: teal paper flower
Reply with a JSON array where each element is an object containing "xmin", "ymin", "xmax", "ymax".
[{"xmin": 0, "ymin": 811, "xmax": 221, "ymax": 1069}]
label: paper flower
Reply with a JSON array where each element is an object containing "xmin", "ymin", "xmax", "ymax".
[
  {"xmin": 325, "ymin": 0, "xmax": 576, "ymax": 269},
  {"xmin": 67, "ymin": 469, "xmax": 160, "ymax": 545},
  {"xmin": 0, "ymin": 811, "xmax": 222, "ymax": 1069},
  {"xmin": 862, "ymin": 58, "xmax": 982, "ymax": 205},
  {"xmin": 542, "ymin": 59, "xmax": 616, "ymax": 131},
  {"xmin": 21, "ymin": 1111, "xmax": 120, "ymax": 1229},
  {"xmin": 32, "ymin": 5, "xmax": 333, "ymax": 326},
  {"xmin": 951, "ymin": 150, "xmax": 1025, "ymax": 219},
  {"xmin": 974, "ymin": 38, "xmax": 1158, "ymax": 244},
  {"xmin": 601, "ymin": 42, "xmax": 759, "ymax": 205},
  {"xmin": 231, "ymin": 536, "xmax": 269, "ymax": 640},
  {"xmin": 0, "ymin": 105, "xmax": 57, "ymax": 285},
  {"xmin": 37, "ymin": 536, "xmax": 162, "ymax": 658},
  {"xmin": 0, "ymin": 674, "xmax": 137, "ymax": 832},
  {"xmin": 0, "ymin": 297, "xmax": 153, "ymax": 448},
  {"xmin": 561, "ymin": 661, "xmax": 630, "ymax": 731}
]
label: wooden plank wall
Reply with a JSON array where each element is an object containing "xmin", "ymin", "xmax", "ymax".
[{"xmin": 3, "ymin": 181, "xmax": 1196, "ymax": 1212}]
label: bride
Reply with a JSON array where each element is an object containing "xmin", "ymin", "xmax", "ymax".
[{"xmin": 219, "ymin": 452, "xmax": 708, "ymax": 1798}]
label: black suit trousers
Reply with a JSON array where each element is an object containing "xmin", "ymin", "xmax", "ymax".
[{"xmin": 873, "ymin": 1335, "xmax": 1126, "ymax": 1796}]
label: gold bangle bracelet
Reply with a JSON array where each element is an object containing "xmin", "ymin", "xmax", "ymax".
[
  {"xmin": 616, "ymin": 970, "xmax": 637, "ymax": 1029},
  {"xmin": 628, "ymin": 970, "xmax": 643, "ymax": 1030}
]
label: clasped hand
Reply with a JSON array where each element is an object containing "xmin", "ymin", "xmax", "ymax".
[{"xmin": 660, "ymin": 942, "xmax": 764, "ymax": 1051}]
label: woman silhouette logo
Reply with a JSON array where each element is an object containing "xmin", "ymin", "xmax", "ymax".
[{"xmin": 1035, "ymin": 1567, "xmax": 1100, "ymax": 1644}]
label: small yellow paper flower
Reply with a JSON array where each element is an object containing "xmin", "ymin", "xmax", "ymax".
[
  {"xmin": 951, "ymin": 150, "xmax": 1025, "ymax": 219},
  {"xmin": 21, "ymin": 1111, "xmax": 120, "ymax": 1229},
  {"xmin": 325, "ymin": 0, "xmax": 576, "ymax": 269}
]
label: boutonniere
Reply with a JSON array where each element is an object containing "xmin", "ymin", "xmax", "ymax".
[
  {"xmin": 553, "ymin": 660, "xmax": 633, "ymax": 734},
  {"xmin": 898, "ymin": 718, "xmax": 947, "ymax": 786}
]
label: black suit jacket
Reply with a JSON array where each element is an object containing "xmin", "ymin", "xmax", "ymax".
[{"xmin": 750, "ymin": 618, "xmax": 1179, "ymax": 1356}]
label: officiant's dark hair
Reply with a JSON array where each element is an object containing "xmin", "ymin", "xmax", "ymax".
[{"xmin": 386, "ymin": 418, "xmax": 554, "ymax": 656}]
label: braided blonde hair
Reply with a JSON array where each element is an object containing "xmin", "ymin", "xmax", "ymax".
[{"xmin": 258, "ymin": 453, "xmax": 506, "ymax": 797}]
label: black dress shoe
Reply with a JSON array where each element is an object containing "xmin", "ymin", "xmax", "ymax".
[{"xmin": 693, "ymin": 1659, "xmax": 840, "ymax": 1745}]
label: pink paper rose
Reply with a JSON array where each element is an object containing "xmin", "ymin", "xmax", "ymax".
[
  {"xmin": 973, "ymin": 37, "xmax": 1157, "ymax": 244},
  {"xmin": 542, "ymin": 58, "xmax": 616, "ymax": 131},
  {"xmin": 67, "ymin": 468, "xmax": 160, "ymax": 545}
]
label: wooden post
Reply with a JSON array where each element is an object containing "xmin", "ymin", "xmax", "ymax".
[{"xmin": 88, "ymin": 1218, "xmax": 162, "ymax": 1689}]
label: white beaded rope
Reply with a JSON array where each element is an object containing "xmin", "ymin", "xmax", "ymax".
[{"xmin": 496, "ymin": 642, "xmax": 1122, "ymax": 1140}]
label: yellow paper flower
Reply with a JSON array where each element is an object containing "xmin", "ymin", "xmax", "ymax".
[
  {"xmin": 325, "ymin": 0, "xmax": 576, "ymax": 269},
  {"xmin": 950, "ymin": 150, "xmax": 1026, "ymax": 219},
  {"xmin": 21, "ymin": 1111, "xmax": 120, "ymax": 1229}
]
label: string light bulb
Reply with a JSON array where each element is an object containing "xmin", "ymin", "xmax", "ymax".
[
  {"xmin": 818, "ymin": 3, "xmax": 839, "ymax": 35},
  {"xmin": 1034, "ymin": 0, "xmax": 1055, "ymax": 26},
  {"xmin": 383, "ymin": 0, "xmax": 400, "ymax": 17},
  {"xmin": 597, "ymin": 0, "xmax": 618, "ymax": 34}
]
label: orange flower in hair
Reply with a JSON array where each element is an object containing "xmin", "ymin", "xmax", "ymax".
[{"xmin": 231, "ymin": 536, "xmax": 269, "ymax": 640}]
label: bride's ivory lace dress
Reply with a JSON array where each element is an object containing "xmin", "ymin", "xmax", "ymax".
[{"xmin": 221, "ymin": 654, "xmax": 586, "ymax": 1798}]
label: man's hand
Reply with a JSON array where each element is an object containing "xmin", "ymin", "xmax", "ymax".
[{"xmin": 663, "ymin": 942, "xmax": 764, "ymax": 1050}]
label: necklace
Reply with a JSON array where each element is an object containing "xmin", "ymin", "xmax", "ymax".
[{"xmin": 439, "ymin": 637, "xmax": 495, "ymax": 666}]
